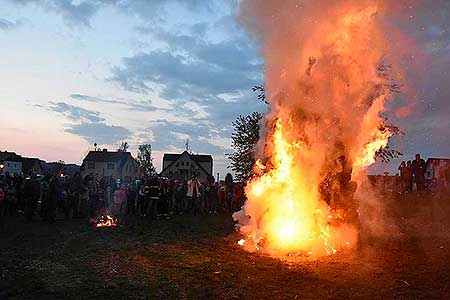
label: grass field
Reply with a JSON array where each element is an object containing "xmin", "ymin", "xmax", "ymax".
[{"xmin": 1, "ymin": 193, "xmax": 450, "ymax": 299}]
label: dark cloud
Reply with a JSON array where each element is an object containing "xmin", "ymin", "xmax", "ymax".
[
  {"xmin": 48, "ymin": 101, "xmax": 104, "ymax": 123},
  {"xmin": 110, "ymin": 25, "xmax": 263, "ymax": 125},
  {"xmin": 111, "ymin": 50, "xmax": 259, "ymax": 98},
  {"xmin": 66, "ymin": 122, "xmax": 131, "ymax": 145}
]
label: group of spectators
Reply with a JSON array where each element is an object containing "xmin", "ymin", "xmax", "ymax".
[
  {"xmin": 397, "ymin": 153, "xmax": 429, "ymax": 193},
  {"xmin": 0, "ymin": 171, "xmax": 246, "ymax": 225}
]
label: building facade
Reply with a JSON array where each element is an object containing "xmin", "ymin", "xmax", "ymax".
[
  {"xmin": 0, "ymin": 151, "xmax": 23, "ymax": 175},
  {"xmin": 425, "ymin": 158, "xmax": 450, "ymax": 188},
  {"xmin": 160, "ymin": 151, "xmax": 213, "ymax": 181},
  {"xmin": 21, "ymin": 157, "xmax": 43, "ymax": 175},
  {"xmin": 80, "ymin": 150, "xmax": 140, "ymax": 180}
]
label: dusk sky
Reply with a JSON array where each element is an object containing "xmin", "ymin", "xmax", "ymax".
[{"xmin": 0, "ymin": 0, "xmax": 449, "ymax": 176}]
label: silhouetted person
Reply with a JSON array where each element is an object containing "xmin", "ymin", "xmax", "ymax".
[
  {"xmin": 126, "ymin": 182, "xmax": 137, "ymax": 215},
  {"xmin": 47, "ymin": 172, "xmax": 64, "ymax": 224},
  {"xmin": 68, "ymin": 172, "xmax": 84, "ymax": 218},
  {"xmin": 398, "ymin": 161, "xmax": 407, "ymax": 193},
  {"xmin": 147, "ymin": 177, "xmax": 160, "ymax": 219},
  {"xmin": 411, "ymin": 154, "xmax": 426, "ymax": 191},
  {"xmin": 405, "ymin": 161, "xmax": 413, "ymax": 192},
  {"xmin": 24, "ymin": 174, "xmax": 41, "ymax": 221}
]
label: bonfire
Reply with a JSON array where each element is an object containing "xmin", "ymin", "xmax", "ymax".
[
  {"xmin": 234, "ymin": 0, "xmax": 404, "ymax": 257},
  {"xmin": 92, "ymin": 215, "xmax": 118, "ymax": 228}
]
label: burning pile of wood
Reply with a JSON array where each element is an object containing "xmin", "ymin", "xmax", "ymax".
[{"xmin": 91, "ymin": 215, "xmax": 118, "ymax": 228}]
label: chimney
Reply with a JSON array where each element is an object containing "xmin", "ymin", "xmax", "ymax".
[{"xmin": 102, "ymin": 148, "xmax": 108, "ymax": 152}]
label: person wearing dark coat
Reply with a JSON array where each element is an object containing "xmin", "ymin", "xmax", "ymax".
[
  {"xmin": 411, "ymin": 154, "xmax": 427, "ymax": 191},
  {"xmin": 146, "ymin": 177, "xmax": 160, "ymax": 219},
  {"xmin": 68, "ymin": 172, "xmax": 84, "ymax": 218},
  {"xmin": 47, "ymin": 172, "xmax": 64, "ymax": 224},
  {"xmin": 24, "ymin": 175, "xmax": 41, "ymax": 221},
  {"xmin": 126, "ymin": 182, "xmax": 137, "ymax": 215}
]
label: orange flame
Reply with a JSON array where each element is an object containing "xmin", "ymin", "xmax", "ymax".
[
  {"xmin": 235, "ymin": 0, "xmax": 401, "ymax": 257},
  {"xmin": 95, "ymin": 215, "xmax": 118, "ymax": 228}
]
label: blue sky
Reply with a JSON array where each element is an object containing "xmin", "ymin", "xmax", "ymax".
[{"xmin": 0, "ymin": 0, "xmax": 449, "ymax": 176}]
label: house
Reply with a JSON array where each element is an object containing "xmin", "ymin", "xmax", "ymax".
[
  {"xmin": 160, "ymin": 151, "xmax": 213, "ymax": 181},
  {"xmin": 425, "ymin": 158, "xmax": 450, "ymax": 187},
  {"xmin": 0, "ymin": 151, "xmax": 22, "ymax": 175},
  {"xmin": 80, "ymin": 149, "xmax": 140, "ymax": 180},
  {"xmin": 42, "ymin": 162, "xmax": 80, "ymax": 177},
  {"xmin": 21, "ymin": 157, "xmax": 43, "ymax": 175}
]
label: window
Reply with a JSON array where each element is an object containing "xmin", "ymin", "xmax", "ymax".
[
  {"xmin": 186, "ymin": 162, "xmax": 189, "ymax": 166},
  {"xmin": 107, "ymin": 163, "xmax": 115, "ymax": 170},
  {"xmin": 181, "ymin": 162, "xmax": 185, "ymax": 166},
  {"xmin": 87, "ymin": 162, "xmax": 95, "ymax": 169}
]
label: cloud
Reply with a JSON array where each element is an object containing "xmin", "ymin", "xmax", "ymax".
[
  {"xmin": 0, "ymin": 18, "xmax": 22, "ymax": 30},
  {"xmin": 46, "ymin": 101, "xmax": 131, "ymax": 145},
  {"xmin": 70, "ymin": 94, "xmax": 122, "ymax": 105},
  {"xmin": 48, "ymin": 101, "xmax": 104, "ymax": 123},
  {"xmin": 198, "ymin": 135, "xmax": 232, "ymax": 150},
  {"xmin": 66, "ymin": 122, "xmax": 131, "ymax": 145},
  {"xmin": 110, "ymin": 26, "xmax": 264, "ymax": 126},
  {"xmin": 147, "ymin": 120, "xmax": 231, "ymax": 155},
  {"xmin": 6, "ymin": 0, "xmax": 99, "ymax": 27},
  {"xmin": 6, "ymin": 0, "xmax": 213, "ymax": 27},
  {"xmin": 70, "ymin": 93, "xmax": 171, "ymax": 113}
]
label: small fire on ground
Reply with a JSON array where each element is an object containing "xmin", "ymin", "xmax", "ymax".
[{"xmin": 93, "ymin": 215, "xmax": 118, "ymax": 228}]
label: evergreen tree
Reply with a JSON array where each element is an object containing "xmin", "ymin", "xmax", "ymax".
[
  {"xmin": 227, "ymin": 112, "xmax": 263, "ymax": 182},
  {"xmin": 137, "ymin": 144, "xmax": 156, "ymax": 177}
]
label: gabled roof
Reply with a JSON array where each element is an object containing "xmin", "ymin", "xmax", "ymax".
[
  {"xmin": 0, "ymin": 151, "xmax": 22, "ymax": 162},
  {"xmin": 84, "ymin": 151, "xmax": 132, "ymax": 163},
  {"xmin": 161, "ymin": 151, "xmax": 212, "ymax": 176},
  {"xmin": 163, "ymin": 151, "xmax": 213, "ymax": 163},
  {"xmin": 21, "ymin": 157, "xmax": 43, "ymax": 174},
  {"xmin": 83, "ymin": 151, "xmax": 137, "ymax": 171}
]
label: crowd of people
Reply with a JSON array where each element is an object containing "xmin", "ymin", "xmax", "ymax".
[
  {"xmin": 0, "ymin": 171, "xmax": 246, "ymax": 225},
  {"xmin": 397, "ymin": 153, "xmax": 440, "ymax": 193}
]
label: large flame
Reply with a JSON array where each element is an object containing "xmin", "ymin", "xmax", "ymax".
[{"xmin": 235, "ymin": 0, "xmax": 404, "ymax": 256}]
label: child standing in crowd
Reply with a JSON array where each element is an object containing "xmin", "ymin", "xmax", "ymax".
[{"xmin": 111, "ymin": 184, "xmax": 127, "ymax": 217}]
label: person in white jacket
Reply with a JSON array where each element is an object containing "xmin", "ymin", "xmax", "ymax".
[{"xmin": 186, "ymin": 175, "xmax": 201, "ymax": 215}]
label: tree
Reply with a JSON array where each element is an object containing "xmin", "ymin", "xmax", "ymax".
[
  {"xmin": 227, "ymin": 112, "xmax": 263, "ymax": 182},
  {"xmin": 117, "ymin": 141, "xmax": 129, "ymax": 152},
  {"xmin": 137, "ymin": 144, "xmax": 156, "ymax": 177}
]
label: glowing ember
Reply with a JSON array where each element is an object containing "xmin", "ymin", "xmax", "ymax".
[
  {"xmin": 95, "ymin": 215, "xmax": 118, "ymax": 228},
  {"xmin": 234, "ymin": 1, "xmax": 402, "ymax": 257}
]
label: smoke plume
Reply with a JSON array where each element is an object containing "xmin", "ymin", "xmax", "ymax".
[{"xmin": 234, "ymin": 0, "xmax": 415, "ymax": 256}]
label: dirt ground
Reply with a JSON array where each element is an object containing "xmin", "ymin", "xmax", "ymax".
[{"xmin": 1, "ymin": 192, "xmax": 450, "ymax": 300}]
